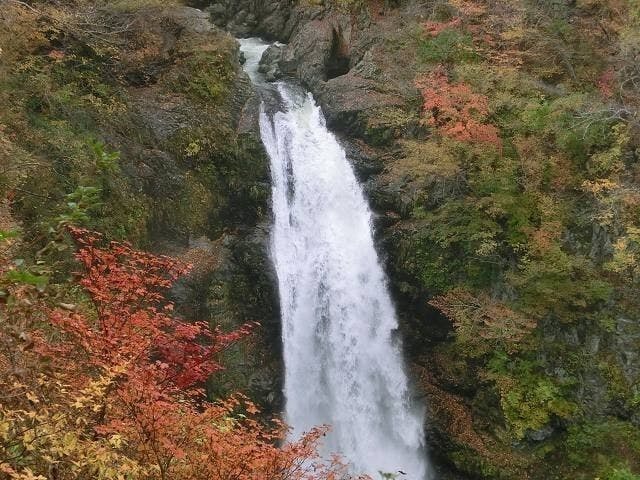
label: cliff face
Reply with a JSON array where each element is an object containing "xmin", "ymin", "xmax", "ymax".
[
  {"xmin": 1, "ymin": 2, "xmax": 282, "ymax": 412},
  {"xmin": 204, "ymin": 1, "xmax": 640, "ymax": 479}
]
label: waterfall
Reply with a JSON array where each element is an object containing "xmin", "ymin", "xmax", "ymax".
[{"xmin": 239, "ymin": 38, "xmax": 429, "ymax": 479}]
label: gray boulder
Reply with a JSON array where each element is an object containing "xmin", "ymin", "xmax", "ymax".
[{"xmin": 258, "ymin": 44, "xmax": 285, "ymax": 81}]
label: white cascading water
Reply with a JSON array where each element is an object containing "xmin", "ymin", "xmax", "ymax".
[{"xmin": 239, "ymin": 38, "xmax": 429, "ymax": 479}]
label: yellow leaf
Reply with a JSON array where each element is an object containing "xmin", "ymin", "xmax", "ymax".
[
  {"xmin": 62, "ymin": 432, "xmax": 78, "ymax": 453},
  {"xmin": 25, "ymin": 392, "xmax": 39, "ymax": 404},
  {"xmin": 109, "ymin": 434, "xmax": 123, "ymax": 449}
]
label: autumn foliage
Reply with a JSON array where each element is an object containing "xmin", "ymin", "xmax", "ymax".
[
  {"xmin": 416, "ymin": 66, "xmax": 502, "ymax": 149},
  {"xmin": 429, "ymin": 288, "xmax": 536, "ymax": 356},
  {"xmin": 422, "ymin": 17, "xmax": 462, "ymax": 37},
  {"xmin": 0, "ymin": 228, "xmax": 350, "ymax": 480}
]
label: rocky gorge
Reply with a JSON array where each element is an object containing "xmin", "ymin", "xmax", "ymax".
[
  {"xmin": 1, "ymin": 0, "xmax": 639, "ymax": 479},
  {"xmin": 205, "ymin": 1, "xmax": 640, "ymax": 478}
]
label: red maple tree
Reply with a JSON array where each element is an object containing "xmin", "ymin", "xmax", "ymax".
[
  {"xmin": 2, "ymin": 227, "xmax": 355, "ymax": 480},
  {"xmin": 416, "ymin": 65, "xmax": 502, "ymax": 149}
]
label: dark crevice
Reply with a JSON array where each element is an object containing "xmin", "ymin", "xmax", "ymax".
[{"xmin": 325, "ymin": 28, "xmax": 350, "ymax": 79}]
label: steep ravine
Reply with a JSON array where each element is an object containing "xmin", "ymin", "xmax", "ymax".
[
  {"xmin": 213, "ymin": 2, "xmax": 464, "ymax": 477},
  {"xmin": 6, "ymin": 1, "xmax": 638, "ymax": 478},
  {"xmin": 208, "ymin": 1, "xmax": 640, "ymax": 479},
  {"xmin": 240, "ymin": 37, "xmax": 430, "ymax": 478},
  {"xmin": 2, "ymin": 3, "xmax": 285, "ymax": 415},
  {"xmin": 210, "ymin": 4, "xmax": 468, "ymax": 479}
]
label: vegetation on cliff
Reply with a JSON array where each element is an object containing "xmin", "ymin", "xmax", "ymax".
[
  {"xmin": 240, "ymin": 0, "xmax": 640, "ymax": 477},
  {"xmin": 383, "ymin": 1, "xmax": 640, "ymax": 478},
  {"xmin": 2, "ymin": 0, "xmax": 640, "ymax": 479},
  {"xmin": 0, "ymin": 0, "xmax": 288, "ymax": 478},
  {"xmin": 0, "ymin": 0, "xmax": 280, "ymax": 392},
  {"xmin": 0, "ymin": 226, "xmax": 349, "ymax": 479}
]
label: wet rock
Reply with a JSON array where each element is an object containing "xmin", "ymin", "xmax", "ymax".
[
  {"xmin": 206, "ymin": 3, "xmax": 226, "ymax": 26},
  {"xmin": 132, "ymin": 92, "xmax": 191, "ymax": 141},
  {"xmin": 278, "ymin": 19, "xmax": 335, "ymax": 87},
  {"xmin": 317, "ymin": 74, "xmax": 405, "ymax": 136},
  {"xmin": 525, "ymin": 425, "xmax": 555, "ymax": 442},
  {"xmin": 258, "ymin": 44, "xmax": 285, "ymax": 81},
  {"xmin": 586, "ymin": 334, "xmax": 601, "ymax": 355},
  {"xmin": 590, "ymin": 223, "xmax": 615, "ymax": 261},
  {"xmin": 134, "ymin": 149, "xmax": 182, "ymax": 199},
  {"xmin": 614, "ymin": 316, "xmax": 640, "ymax": 382},
  {"xmin": 340, "ymin": 136, "xmax": 383, "ymax": 182},
  {"xmin": 206, "ymin": 0, "xmax": 304, "ymax": 41}
]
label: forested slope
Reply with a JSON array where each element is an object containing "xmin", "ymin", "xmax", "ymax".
[
  {"xmin": 211, "ymin": 0, "xmax": 640, "ymax": 477},
  {"xmin": 1, "ymin": 0, "xmax": 639, "ymax": 479}
]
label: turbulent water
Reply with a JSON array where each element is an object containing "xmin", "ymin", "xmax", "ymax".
[{"xmin": 239, "ymin": 38, "xmax": 429, "ymax": 479}]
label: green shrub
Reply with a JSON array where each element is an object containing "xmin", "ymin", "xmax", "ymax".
[
  {"xmin": 418, "ymin": 29, "xmax": 477, "ymax": 64},
  {"xmin": 488, "ymin": 353, "xmax": 578, "ymax": 439},
  {"xmin": 563, "ymin": 420, "xmax": 640, "ymax": 478},
  {"xmin": 407, "ymin": 200, "xmax": 502, "ymax": 292},
  {"xmin": 608, "ymin": 467, "xmax": 640, "ymax": 480},
  {"xmin": 170, "ymin": 51, "xmax": 235, "ymax": 102}
]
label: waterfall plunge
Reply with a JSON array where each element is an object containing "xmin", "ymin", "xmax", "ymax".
[{"xmin": 239, "ymin": 38, "xmax": 429, "ymax": 480}]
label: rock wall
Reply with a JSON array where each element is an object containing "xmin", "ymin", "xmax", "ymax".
[
  {"xmin": 205, "ymin": 1, "xmax": 640, "ymax": 479},
  {"xmin": 7, "ymin": 1, "xmax": 637, "ymax": 478},
  {"xmin": 206, "ymin": 0, "xmax": 417, "ymax": 137},
  {"xmin": 124, "ymin": 7, "xmax": 285, "ymax": 412},
  {"xmin": 4, "ymin": 4, "xmax": 284, "ymax": 413},
  {"xmin": 206, "ymin": 0, "xmax": 301, "ymax": 40}
]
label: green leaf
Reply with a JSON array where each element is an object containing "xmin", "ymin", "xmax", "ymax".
[
  {"xmin": 0, "ymin": 229, "xmax": 19, "ymax": 242},
  {"xmin": 5, "ymin": 270, "xmax": 49, "ymax": 290}
]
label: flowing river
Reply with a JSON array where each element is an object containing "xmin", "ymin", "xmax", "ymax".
[{"xmin": 239, "ymin": 38, "xmax": 429, "ymax": 479}]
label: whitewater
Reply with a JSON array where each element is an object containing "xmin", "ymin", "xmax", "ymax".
[{"xmin": 239, "ymin": 38, "xmax": 429, "ymax": 479}]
